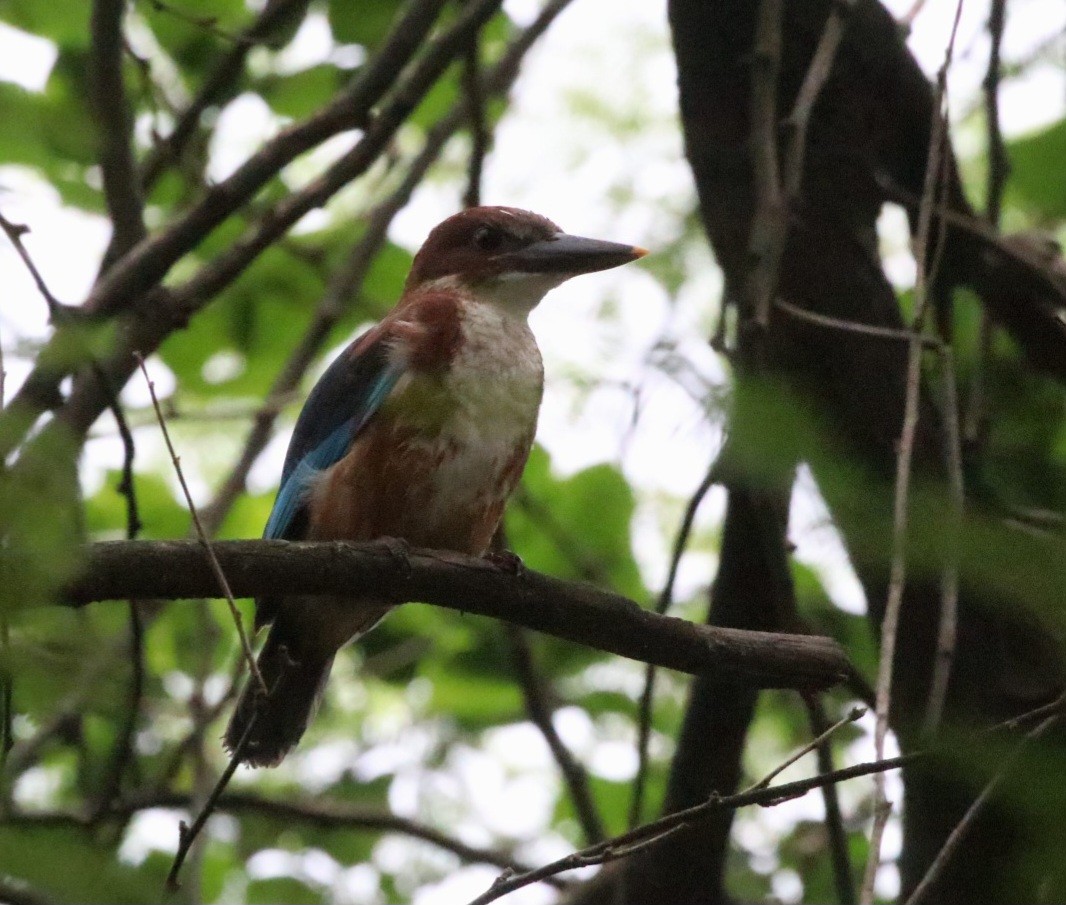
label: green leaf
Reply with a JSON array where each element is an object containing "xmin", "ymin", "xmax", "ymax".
[
  {"xmin": 0, "ymin": 826, "xmax": 164, "ymax": 903},
  {"xmin": 159, "ymin": 239, "xmax": 324, "ymax": 398},
  {"xmin": 507, "ymin": 446, "xmax": 645, "ymax": 602},
  {"xmin": 260, "ymin": 64, "xmax": 344, "ymax": 119},
  {"xmin": 0, "ymin": 51, "xmax": 103, "ymax": 210},
  {"xmin": 426, "ymin": 669, "xmax": 523, "ymax": 728},
  {"xmin": 1, "ymin": 0, "xmax": 90, "ymax": 47},
  {"xmin": 141, "ymin": 0, "xmax": 248, "ymax": 76},
  {"xmin": 0, "ymin": 425, "xmax": 83, "ymax": 616},
  {"xmin": 85, "ymin": 471, "xmax": 188, "ymax": 540},
  {"xmin": 1008, "ymin": 118, "xmax": 1066, "ymax": 220},
  {"xmin": 326, "ymin": 0, "xmax": 402, "ymax": 47},
  {"xmin": 248, "ymin": 876, "xmax": 325, "ymax": 904}
]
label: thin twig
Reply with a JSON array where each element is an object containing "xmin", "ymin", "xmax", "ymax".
[
  {"xmin": 983, "ymin": 0, "xmax": 1010, "ymax": 229},
  {"xmin": 745, "ymin": 705, "xmax": 865, "ymax": 793},
  {"xmin": 749, "ymin": 0, "xmax": 856, "ymax": 330},
  {"xmin": 462, "ymin": 36, "xmax": 488, "ymax": 209},
  {"xmin": 89, "ymin": 363, "xmax": 146, "ymax": 815},
  {"xmin": 995, "ymin": 691, "xmax": 1066, "ymax": 734},
  {"xmin": 903, "ymin": 710, "xmax": 1063, "ymax": 905},
  {"xmin": 468, "ymin": 751, "xmax": 917, "ymax": 905},
  {"xmin": 140, "ymin": 0, "xmax": 312, "ymax": 190},
  {"xmin": 135, "ymin": 355, "xmax": 266, "ymax": 696},
  {"xmin": 782, "ymin": 0, "xmax": 857, "ymax": 204},
  {"xmin": 747, "ymin": 0, "xmax": 784, "ymax": 329},
  {"xmin": 899, "ymin": 0, "xmax": 930, "ymax": 29},
  {"xmin": 0, "ymin": 211, "xmax": 65, "ymax": 319},
  {"xmin": 630, "ymin": 455, "xmax": 718, "ymax": 828},
  {"xmin": 923, "ymin": 345, "xmax": 962, "ymax": 733},
  {"xmin": 805, "ymin": 694, "xmax": 857, "ymax": 905},
  {"xmin": 13, "ymin": 790, "xmax": 567, "ymax": 888},
  {"xmin": 92, "ymin": 363, "xmax": 143, "ymax": 539},
  {"xmin": 963, "ymin": 0, "xmax": 1009, "ymax": 453},
  {"xmin": 860, "ymin": 4, "xmax": 965, "ymax": 901},
  {"xmin": 775, "ymin": 298, "xmax": 943, "ymax": 348},
  {"xmin": 164, "ymin": 711, "xmax": 257, "ymax": 890},
  {"xmin": 141, "ymin": 0, "xmax": 257, "ymax": 46}
]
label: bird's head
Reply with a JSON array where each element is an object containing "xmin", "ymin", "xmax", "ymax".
[{"xmin": 406, "ymin": 206, "xmax": 646, "ymax": 315}]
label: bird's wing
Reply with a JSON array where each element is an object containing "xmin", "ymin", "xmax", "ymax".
[{"xmin": 264, "ymin": 325, "xmax": 404, "ymax": 542}]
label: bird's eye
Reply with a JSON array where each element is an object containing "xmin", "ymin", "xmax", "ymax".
[{"xmin": 473, "ymin": 226, "xmax": 506, "ymax": 252}]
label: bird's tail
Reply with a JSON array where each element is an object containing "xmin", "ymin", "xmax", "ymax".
[{"xmin": 224, "ymin": 624, "xmax": 334, "ymax": 768}]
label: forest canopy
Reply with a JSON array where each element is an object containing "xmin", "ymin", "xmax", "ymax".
[{"xmin": 0, "ymin": 1, "xmax": 1065, "ymax": 904}]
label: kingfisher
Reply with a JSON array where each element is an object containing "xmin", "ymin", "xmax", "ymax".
[{"xmin": 225, "ymin": 206, "xmax": 646, "ymax": 766}]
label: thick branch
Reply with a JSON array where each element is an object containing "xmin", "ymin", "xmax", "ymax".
[{"xmin": 64, "ymin": 540, "xmax": 850, "ymax": 690}]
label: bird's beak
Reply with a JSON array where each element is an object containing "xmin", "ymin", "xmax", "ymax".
[{"xmin": 506, "ymin": 233, "xmax": 648, "ymax": 275}]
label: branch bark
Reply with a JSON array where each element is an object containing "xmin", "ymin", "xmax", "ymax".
[
  {"xmin": 667, "ymin": 0, "xmax": 1066, "ymax": 902},
  {"xmin": 90, "ymin": 0, "xmax": 147, "ymax": 272},
  {"xmin": 63, "ymin": 539, "xmax": 851, "ymax": 690}
]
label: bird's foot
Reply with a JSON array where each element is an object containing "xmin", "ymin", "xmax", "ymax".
[
  {"xmin": 484, "ymin": 549, "xmax": 525, "ymax": 576},
  {"xmin": 374, "ymin": 536, "xmax": 412, "ymax": 576}
]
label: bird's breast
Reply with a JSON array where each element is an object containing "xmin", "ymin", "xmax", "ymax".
[{"xmin": 311, "ymin": 302, "xmax": 543, "ymax": 554}]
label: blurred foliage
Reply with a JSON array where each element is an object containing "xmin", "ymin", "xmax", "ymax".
[
  {"xmin": 0, "ymin": 1, "xmax": 1063, "ymax": 904},
  {"xmin": 1008, "ymin": 118, "xmax": 1066, "ymax": 220}
]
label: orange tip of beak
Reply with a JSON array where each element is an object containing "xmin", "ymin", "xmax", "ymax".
[{"xmin": 631, "ymin": 246, "xmax": 650, "ymax": 259}]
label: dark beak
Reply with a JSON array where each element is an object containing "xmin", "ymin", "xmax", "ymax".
[{"xmin": 506, "ymin": 233, "xmax": 648, "ymax": 275}]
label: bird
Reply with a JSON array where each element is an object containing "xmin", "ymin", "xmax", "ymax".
[{"xmin": 225, "ymin": 206, "xmax": 646, "ymax": 766}]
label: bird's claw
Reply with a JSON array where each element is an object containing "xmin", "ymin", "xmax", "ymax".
[
  {"xmin": 375, "ymin": 536, "xmax": 412, "ymax": 576},
  {"xmin": 484, "ymin": 549, "xmax": 525, "ymax": 576}
]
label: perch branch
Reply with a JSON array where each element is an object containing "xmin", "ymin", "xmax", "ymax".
[{"xmin": 65, "ymin": 539, "xmax": 852, "ymax": 690}]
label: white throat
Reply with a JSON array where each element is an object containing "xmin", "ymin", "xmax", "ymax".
[{"xmin": 422, "ymin": 273, "xmax": 569, "ymax": 318}]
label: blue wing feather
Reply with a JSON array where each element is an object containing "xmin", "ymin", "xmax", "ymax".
[{"xmin": 264, "ymin": 330, "xmax": 404, "ymax": 541}]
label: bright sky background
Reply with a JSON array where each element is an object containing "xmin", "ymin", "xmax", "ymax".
[{"xmin": 0, "ymin": 1, "xmax": 1063, "ymax": 901}]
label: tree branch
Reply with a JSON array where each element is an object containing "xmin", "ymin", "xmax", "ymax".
[
  {"xmin": 505, "ymin": 625, "xmax": 605, "ymax": 843},
  {"xmin": 470, "ymin": 751, "xmax": 916, "ymax": 905},
  {"xmin": 140, "ymin": 0, "xmax": 312, "ymax": 190},
  {"xmin": 87, "ymin": 0, "xmax": 456, "ymax": 319},
  {"xmin": 0, "ymin": 0, "xmax": 455, "ymax": 449},
  {"xmin": 90, "ymin": 0, "xmax": 147, "ymax": 272},
  {"xmin": 861, "ymin": 6, "xmax": 962, "ymax": 899},
  {"xmin": 34, "ymin": 0, "xmax": 519, "ymax": 451},
  {"xmin": 9, "ymin": 792, "xmax": 566, "ymax": 888},
  {"xmin": 63, "ymin": 540, "xmax": 851, "ymax": 690},
  {"xmin": 903, "ymin": 704, "xmax": 1064, "ymax": 905}
]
